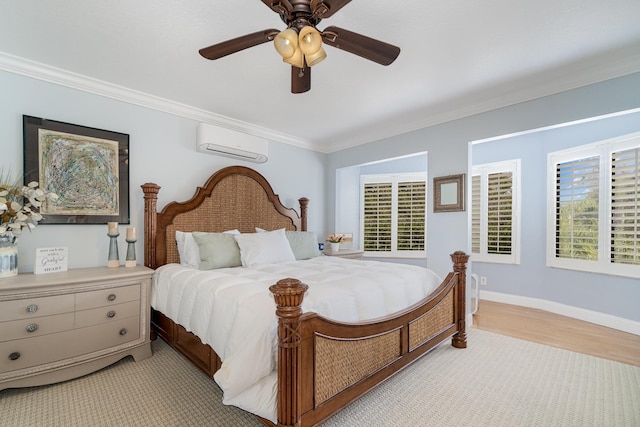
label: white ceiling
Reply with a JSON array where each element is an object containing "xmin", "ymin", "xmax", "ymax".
[{"xmin": 1, "ymin": 0, "xmax": 639, "ymax": 152}]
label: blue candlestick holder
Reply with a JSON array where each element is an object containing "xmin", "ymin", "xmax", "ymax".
[
  {"xmin": 125, "ymin": 237, "xmax": 137, "ymax": 267},
  {"xmin": 107, "ymin": 231, "xmax": 120, "ymax": 268}
]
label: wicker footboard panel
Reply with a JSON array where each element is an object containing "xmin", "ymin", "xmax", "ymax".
[
  {"xmin": 286, "ymin": 270, "xmax": 463, "ymax": 427},
  {"xmin": 312, "ymin": 289, "xmax": 456, "ymax": 406},
  {"xmin": 314, "ymin": 328, "xmax": 402, "ymax": 404}
]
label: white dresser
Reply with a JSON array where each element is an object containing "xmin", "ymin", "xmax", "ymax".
[{"xmin": 0, "ymin": 266, "xmax": 154, "ymax": 390}]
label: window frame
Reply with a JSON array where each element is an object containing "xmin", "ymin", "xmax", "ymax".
[
  {"xmin": 546, "ymin": 131, "xmax": 640, "ymax": 278},
  {"xmin": 359, "ymin": 172, "xmax": 427, "ymax": 258},
  {"xmin": 471, "ymin": 159, "xmax": 521, "ymax": 264}
]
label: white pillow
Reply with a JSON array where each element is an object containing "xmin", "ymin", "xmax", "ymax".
[
  {"xmin": 234, "ymin": 228, "xmax": 296, "ymax": 267},
  {"xmin": 256, "ymin": 227, "xmax": 321, "ymax": 260},
  {"xmin": 176, "ymin": 229, "xmax": 240, "ymax": 268}
]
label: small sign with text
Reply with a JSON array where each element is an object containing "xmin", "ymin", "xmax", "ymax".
[{"xmin": 34, "ymin": 247, "xmax": 68, "ymax": 274}]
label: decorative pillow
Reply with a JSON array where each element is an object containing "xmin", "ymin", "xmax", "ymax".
[
  {"xmin": 175, "ymin": 231, "xmax": 200, "ymax": 269},
  {"xmin": 284, "ymin": 231, "xmax": 321, "ymax": 260},
  {"xmin": 255, "ymin": 227, "xmax": 320, "ymax": 260},
  {"xmin": 192, "ymin": 232, "xmax": 242, "ymax": 270},
  {"xmin": 176, "ymin": 229, "xmax": 239, "ymax": 269},
  {"xmin": 234, "ymin": 228, "xmax": 296, "ymax": 267}
]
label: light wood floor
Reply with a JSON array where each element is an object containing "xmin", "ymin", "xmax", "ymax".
[{"xmin": 472, "ymin": 300, "xmax": 640, "ymax": 367}]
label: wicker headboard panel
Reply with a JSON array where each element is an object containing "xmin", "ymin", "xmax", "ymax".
[{"xmin": 142, "ymin": 166, "xmax": 308, "ymax": 269}]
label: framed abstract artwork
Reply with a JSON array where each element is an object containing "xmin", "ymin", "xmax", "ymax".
[{"xmin": 23, "ymin": 115, "xmax": 130, "ymax": 224}]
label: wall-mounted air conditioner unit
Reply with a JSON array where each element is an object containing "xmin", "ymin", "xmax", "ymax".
[{"xmin": 196, "ymin": 123, "xmax": 268, "ymax": 163}]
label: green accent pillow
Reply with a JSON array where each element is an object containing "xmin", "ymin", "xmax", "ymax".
[
  {"xmin": 285, "ymin": 231, "xmax": 321, "ymax": 260},
  {"xmin": 192, "ymin": 232, "xmax": 242, "ymax": 270}
]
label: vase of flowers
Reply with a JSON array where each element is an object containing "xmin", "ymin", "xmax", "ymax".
[
  {"xmin": 0, "ymin": 172, "xmax": 58, "ymax": 277},
  {"xmin": 327, "ymin": 233, "xmax": 344, "ymax": 252}
]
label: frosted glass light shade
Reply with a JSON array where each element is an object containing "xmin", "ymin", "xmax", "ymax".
[
  {"xmin": 283, "ymin": 47, "xmax": 304, "ymax": 68},
  {"xmin": 274, "ymin": 28, "xmax": 298, "ymax": 58},
  {"xmin": 298, "ymin": 26, "xmax": 322, "ymax": 55},
  {"xmin": 305, "ymin": 46, "xmax": 326, "ymax": 67}
]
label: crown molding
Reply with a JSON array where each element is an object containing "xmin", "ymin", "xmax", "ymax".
[
  {"xmin": 0, "ymin": 51, "xmax": 319, "ymax": 152},
  {"xmin": 3, "ymin": 49, "xmax": 639, "ymax": 155},
  {"xmin": 322, "ymin": 45, "xmax": 640, "ymax": 152}
]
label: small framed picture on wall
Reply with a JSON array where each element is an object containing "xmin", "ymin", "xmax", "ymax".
[{"xmin": 433, "ymin": 174, "xmax": 465, "ymax": 213}]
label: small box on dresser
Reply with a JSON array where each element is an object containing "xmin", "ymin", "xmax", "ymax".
[{"xmin": 0, "ymin": 265, "xmax": 154, "ymax": 390}]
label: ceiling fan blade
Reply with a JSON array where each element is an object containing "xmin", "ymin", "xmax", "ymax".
[
  {"xmin": 322, "ymin": 25, "xmax": 400, "ymax": 66},
  {"xmin": 199, "ymin": 29, "xmax": 280, "ymax": 60},
  {"xmin": 311, "ymin": 0, "xmax": 352, "ymax": 18},
  {"xmin": 291, "ymin": 65, "xmax": 311, "ymax": 94}
]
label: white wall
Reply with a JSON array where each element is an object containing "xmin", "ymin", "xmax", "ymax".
[{"xmin": 0, "ymin": 70, "xmax": 326, "ymax": 272}]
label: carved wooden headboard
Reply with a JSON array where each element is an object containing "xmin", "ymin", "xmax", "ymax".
[{"xmin": 141, "ymin": 166, "xmax": 308, "ymax": 269}]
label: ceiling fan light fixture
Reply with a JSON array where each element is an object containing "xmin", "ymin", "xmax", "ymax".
[
  {"xmin": 298, "ymin": 26, "xmax": 323, "ymax": 55},
  {"xmin": 305, "ymin": 46, "xmax": 326, "ymax": 67},
  {"xmin": 273, "ymin": 28, "xmax": 299, "ymax": 58},
  {"xmin": 283, "ymin": 47, "xmax": 304, "ymax": 68}
]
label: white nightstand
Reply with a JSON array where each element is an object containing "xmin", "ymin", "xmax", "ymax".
[{"xmin": 323, "ymin": 249, "xmax": 364, "ymax": 259}]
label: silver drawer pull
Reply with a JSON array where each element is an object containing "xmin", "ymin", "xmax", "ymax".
[
  {"xmin": 107, "ymin": 294, "xmax": 116, "ymax": 302},
  {"xmin": 26, "ymin": 304, "xmax": 39, "ymax": 314},
  {"xmin": 107, "ymin": 310, "xmax": 116, "ymax": 318},
  {"xmin": 9, "ymin": 352, "xmax": 21, "ymax": 361},
  {"xmin": 119, "ymin": 328, "xmax": 127, "ymax": 336},
  {"xmin": 26, "ymin": 323, "xmax": 38, "ymax": 333}
]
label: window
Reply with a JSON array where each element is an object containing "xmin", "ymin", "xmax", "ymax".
[
  {"xmin": 547, "ymin": 131, "xmax": 640, "ymax": 277},
  {"xmin": 471, "ymin": 160, "xmax": 521, "ymax": 264},
  {"xmin": 360, "ymin": 173, "xmax": 426, "ymax": 258}
]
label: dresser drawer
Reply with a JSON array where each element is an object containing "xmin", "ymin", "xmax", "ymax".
[
  {"xmin": 0, "ymin": 313, "xmax": 75, "ymax": 343},
  {"xmin": 0, "ymin": 294, "xmax": 74, "ymax": 322},
  {"xmin": 75, "ymin": 300, "xmax": 139, "ymax": 328},
  {"xmin": 0, "ymin": 316, "xmax": 140, "ymax": 374},
  {"xmin": 75, "ymin": 284, "xmax": 140, "ymax": 310}
]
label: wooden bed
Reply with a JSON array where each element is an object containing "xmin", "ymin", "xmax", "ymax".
[{"xmin": 142, "ymin": 165, "xmax": 469, "ymax": 427}]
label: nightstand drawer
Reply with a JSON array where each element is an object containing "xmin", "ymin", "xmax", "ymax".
[
  {"xmin": 75, "ymin": 284, "xmax": 140, "ymax": 310},
  {"xmin": 0, "ymin": 295, "xmax": 74, "ymax": 322},
  {"xmin": 0, "ymin": 313, "xmax": 75, "ymax": 342},
  {"xmin": 75, "ymin": 300, "xmax": 139, "ymax": 328},
  {"xmin": 0, "ymin": 316, "xmax": 140, "ymax": 374}
]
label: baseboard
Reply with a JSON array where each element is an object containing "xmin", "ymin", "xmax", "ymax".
[{"xmin": 479, "ymin": 290, "xmax": 640, "ymax": 336}]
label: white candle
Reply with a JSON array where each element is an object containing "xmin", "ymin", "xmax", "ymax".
[
  {"xmin": 108, "ymin": 222, "xmax": 118, "ymax": 234},
  {"xmin": 126, "ymin": 227, "xmax": 136, "ymax": 240}
]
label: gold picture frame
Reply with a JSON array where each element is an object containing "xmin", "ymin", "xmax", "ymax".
[{"xmin": 433, "ymin": 174, "xmax": 465, "ymax": 213}]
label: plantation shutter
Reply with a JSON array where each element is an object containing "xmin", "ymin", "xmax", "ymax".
[
  {"xmin": 363, "ymin": 182, "xmax": 392, "ymax": 252},
  {"xmin": 487, "ymin": 172, "xmax": 513, "ymax": 254},
  {"xmin": 555, "ymin": 156, "xmax": 600, "ymax": 260},
  {"xmin": 471, "ymin": 175, "xmax": 481, "ymax": 254},
  {"xmin": 397, "ymin": 181, "xmax": 426, "ymax": 251},
  {"xmin": 611, "ymin": 147, "xmax": 639, "ymax": 265}
]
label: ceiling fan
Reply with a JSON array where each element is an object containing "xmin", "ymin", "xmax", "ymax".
[{"xmin": 199, "ymin": 0, "xmax": 401, "ymax": 94}]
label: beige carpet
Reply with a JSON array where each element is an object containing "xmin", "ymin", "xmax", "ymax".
[{"xmin": 1, "ymin": 328, "xmax": 639, "ymax": 427}]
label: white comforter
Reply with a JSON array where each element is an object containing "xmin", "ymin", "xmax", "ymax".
[{"xmin": 151, "ymin": 256, "xmax": 442, "ymax": 423}]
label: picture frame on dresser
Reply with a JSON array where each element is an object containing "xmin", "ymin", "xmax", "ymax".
[{"xmin": 23, "ymin": 115, "xmax": 130, "ymax": 224}]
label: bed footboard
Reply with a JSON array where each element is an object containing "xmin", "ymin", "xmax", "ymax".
[{"xmin": 269, "ymin": 251, "xmax": 469, "ymax": 427}]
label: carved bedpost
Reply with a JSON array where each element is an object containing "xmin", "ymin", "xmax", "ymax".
[
  {"xmin": 269, "ymin": 278, "xmax": 309, "ymax": 427},
  {"xmin": 451, "ymin": 251, "xmax": 470, "ymax": 349},
  {"xmin": 298, "ymin": 197, "xmax": 309, "ymax": 231},
  {"xmin": 141, "ymin": 183, "xmax": 160, "ymax": 269}
]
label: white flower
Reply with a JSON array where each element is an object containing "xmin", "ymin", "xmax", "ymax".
[{"xmin": 0, "ymin": 172, "xmax": 57, "ymax": 239}]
